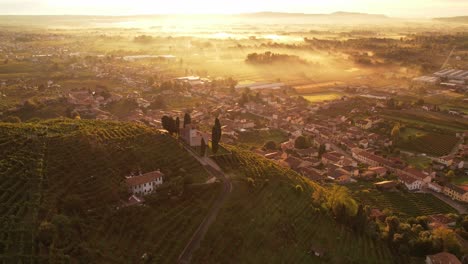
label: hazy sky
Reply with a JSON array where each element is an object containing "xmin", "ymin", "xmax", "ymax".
[{"xmin": 0, "ymin": 0, "xmax": 467, "ymax": 17}]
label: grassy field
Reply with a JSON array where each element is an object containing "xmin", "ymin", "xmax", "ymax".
[
  {"xmin": 294, "ymin": 81, "xmax": 345, "ymax": 94},
  {"xmin": 302, "ymin": 92, "xmax": 344, "ymax": 103},
  {"xmin": 382, "ymin": 109, "xmax": 468, "ymax": 132},
  {"xmin": 194, "ymin": 147, "xmax": 398, "ymax": 264},
  {"xmin": 399, "ymin": 127, "xmax": 427, "ymax": 139},
  {"xmin": 237, "ymin": 128, "xmax": 288, "ymax": 147},
  {"xmin": 347, "ymin": 183, "xmax": 457, "ymax": 218},
  {"xmin": 451, "ymin": 176, "xmax": 468, "ymax": 185},
  {"xmin": 0, "ymin": 119, "xmax": 211, "ymax": 262},
  {"xmin": 403, "ymin": 155, "xmax": 432, "ymax": 170}
]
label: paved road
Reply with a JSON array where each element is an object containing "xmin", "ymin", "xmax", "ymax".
[{"xmin": 178, "ymin": 148, "xmax": 232, "ymax": 264}]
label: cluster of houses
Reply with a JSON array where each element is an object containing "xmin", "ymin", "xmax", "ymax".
[{"xmin": 224, "ymin": 91, "xmax": 468, "ymax": 204}]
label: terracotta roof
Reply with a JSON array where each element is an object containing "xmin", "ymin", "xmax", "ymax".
[
  {"xmin": 427, "ymin": 252, "xmax": 461, "ymax": 264},
  {"xmin": 322, "ymin": 152, "xmax": 342, "ymax": 163},
  {"xmin": 446, "ymin": 183, "xmax": 467, "ymax": 195},
  {"xmin": 352, "ymin": 148, "xmax": 395, "ymax": 168},
  {"xmin": 428, "ymin": 214, "xmax": 455, "ymax": 225},
  {"xmin": 300, "ymin": 167, "xmax": 326, "ymax": 181},
  {"xmin": 126, "ymin": 170, "xmax": 164, "ymax": 187},
  {"xmin": 398, "ymin": 174, "xmax": 419, "ymax": 185},
  {"xmin": 369, "ymin": 166, "xmax": 387, "ymax": 174},
  {"xmin": 404, "ymin": 168, "xmax": 428, "ymax": 179}
]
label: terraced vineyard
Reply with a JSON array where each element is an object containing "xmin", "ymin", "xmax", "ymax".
[
  {"xmin": 194, "ymin": 147, "xmax": 397, "ymax": 264},
  {"xmin": 0, "ymin": 119, "xmax": 212, "ymax": 262}
]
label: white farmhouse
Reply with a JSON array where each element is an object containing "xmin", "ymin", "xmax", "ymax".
[
  {"xmin": 126, "ymin": 170, "xmax": 164, "ymax": 196},
  {"xmin": 398, "ymin": 174, "xmax": 422, "ymax": 191}
]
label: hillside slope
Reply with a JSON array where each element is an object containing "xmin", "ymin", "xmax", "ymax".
[
  {"xmin": 193, "ymin": 147, "xmax": 397, "ymax": 264},
  {"xmin": 0, "ymin": 120, "xmax": 398, "ymax": 263},
  {"xmin": 0, "ymin": 119, "xmax": 212, "ymax": 263}
]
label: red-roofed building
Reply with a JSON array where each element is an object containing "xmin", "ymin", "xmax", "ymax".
[
  {"xmin": 126, "ymin": 170, "xmax": 164, "ymax": 196},
  {"xmin": 351, "ymin": 148, "xmax": 396, "ymax": 171},
  {"xmin": 428, "ymin": 214, "xmax": 456, "ymax": 229},
  {"xmin": 398, "ymin": 174, "xmax": 423, "ymax": 191},
  {"xmin": 425, "ymin": 252, "xmax": 461, "ymax": 264},
  {"xmin": 368, "ymin": 166, "xmax": 387, "ymax": 177},
  {"xmin": 321, "ymin": 152, "xmax": 343, "ymax": 165},
  {"xmin": 401, "ymin": 167, "xmax": 433, "ymax": 184}
]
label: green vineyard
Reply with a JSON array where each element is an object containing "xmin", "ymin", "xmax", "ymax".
[
  {"xmin": 0, "ymin": 119, "xmax": 212, "ymax": 262},
  {"xmin": 398, "ymin": 133, "xmax": 460, "ymax": 157},
  {"xmin": 351, "ymin": 187, "xmax": 457, "ymax": 218},
  {"xmin": 194, "ymin": 147, "xmax": 397, "ymax": 264}
]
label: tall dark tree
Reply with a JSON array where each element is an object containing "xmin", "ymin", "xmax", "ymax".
[
  {"xmin": 211, "ymin": 117, "xmax": 222, "ymax": 154},
  {"xmin": 200, "ymin": 138, "xmax": 206, "ymax": 156},
  {"xmin": 294, "ymin": 136, "xmax": 309, "ymax": 149},
  {"xmin": 161, "ymin": 115, "xmax": 171, "ymax": 132},
  {"xmin": 183, "ymin": 113, "xmax": 191, "ymax": 127},
  {"xmin": 161, "ymin": 115, "xmax": 176, "ymax": 135},
  {"xmin": 175, "ymin": 117, "xmax": 180, "ymax": 135},
  {"xmin": 318, "ymin": 144, "xmax": 326, "ymax": 158}
]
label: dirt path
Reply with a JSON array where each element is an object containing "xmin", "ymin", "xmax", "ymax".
[{"xmin": 178, "ymin": 148, "xmax": 232, "ymax": 264}]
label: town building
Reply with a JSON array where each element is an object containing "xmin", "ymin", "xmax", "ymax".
[
  {"xmin": 126, "ymin": 170, "xmax": 164, "ymax": 196},
  {"xmin": 443, "ymin": 183, "xmax": 468, "ymax": 202},
  {"xmin": 351, "ymin": 148, "xmax": 396, "ymax": 171},
  {"xmin": 180, "ymin": 124, "xmax": 210, "ymax": 147},
  {"xmin": 425, "ymin": 252, "xmax": 461, "ymax": 264},
  {"xmin": 398, "ymin": 174, "xmax": 423, "ymax": 191},
  {"xmin": 368, "ymin": 166, "xmax": 387, "ymax": 177},
  {"xmin": 428, "ymin": 182, "xmax": 443, "ymax": 193}
]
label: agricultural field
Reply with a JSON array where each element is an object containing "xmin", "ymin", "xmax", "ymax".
[
  {"xmin": 0, "ymin": 119, "xmax": 213, "ymax": 262},
  {"xmin": 399, "ymin": 127, "xmax": 427, "ymax": 140},
  {"xmin": 397, "ymin": 132, "xmax": 460, "ymax": 157},
  {"xmin": 451, "ymin": 176, "xmax": 468, "ymax": 186},
  {"xmin": 294, "ymin": 81, "xmax": 345, "ymax": 94},
  {"xmin": 348, "ymin": 183, "xmax": 457, "ymax": 218},
  {"xmin": 402, "ymin": 155, "xmax": 432, "ymax": 170},
  {"xmin": 194, "ymin": 148, "xmax": 398, "ymax": 264},
  {"xmin": 382, "ymin": 109, "xmax": 468, "ymax": 132},
  {"xmin": 302, "ymin": 92, "xmax": 344, "ymax": 103},
  {"xmin": 424, "ymin": 91, "xmax": 468, "ymax": 114},
  {"xmin": 0, "ymin": 125, "xmax": 45, "ymax": 262},
  {"xmin": 236, "ymin": 128, "xmax": 288, "ymax": 147},
  {"xmin": 87, "ymin": 184, "xmax": 218, "ymax": 263}
]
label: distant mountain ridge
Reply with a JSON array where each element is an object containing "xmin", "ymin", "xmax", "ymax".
[
  {"xmin": 434, "ymin": 16, "xmax": 468, "ymax": 24},
  {"xmin": 238, "ymin": 11, "xmax": 389, "ymax": 19}
]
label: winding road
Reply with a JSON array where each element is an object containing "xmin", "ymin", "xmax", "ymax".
[{"xmin": 178, "ymin": 147, "xmax": 232, "ymax": 264}]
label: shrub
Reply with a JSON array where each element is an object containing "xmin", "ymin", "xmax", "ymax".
[{"xmin": 295, "ymin": 185, "xmax": 304, "ymax": 194}]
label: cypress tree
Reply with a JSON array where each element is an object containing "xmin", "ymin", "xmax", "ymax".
[
  {"xmin": 200, "ymin": 138, "xmax": 206, "ymax": 156},
  {"xmin": 211, "ymin": 117, "xmax": 222, "ymax": 154},
  {"xmin": 183, "ymin": 113, "xmax": 191, "ymax": 128},
  {"xmin": 175, "ymin": 117, "xmax": 180, "ymax": 135}
]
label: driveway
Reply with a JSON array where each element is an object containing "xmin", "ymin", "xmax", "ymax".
[{"xmin": 178, "ymin": 147, "xmax": 232, "ymax": 264}]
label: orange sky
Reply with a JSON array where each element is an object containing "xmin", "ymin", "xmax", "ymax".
[{"xmin": 0, "ymin": 0, "xmax": 467, "ymax": 17}]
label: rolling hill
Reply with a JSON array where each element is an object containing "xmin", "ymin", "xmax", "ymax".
[
  {"xmin": 0, "ymin": 119, "xmax": 211, "ymax": 263},
  {"xmin": 0, "ymin": 119, "xmax": 399, "ymax": 263}
]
